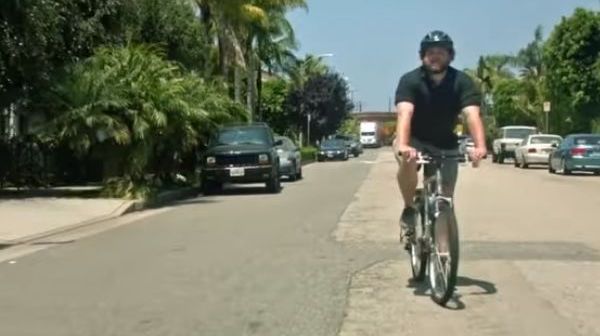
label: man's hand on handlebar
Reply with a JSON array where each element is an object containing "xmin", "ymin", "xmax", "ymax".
[
  {"xmin": 397, "ymin": 144, "xmax": 418, "ymax": 161},
  {"xmin": 468, "ymin": 146, "xmax": 487, "ymax": 167}
]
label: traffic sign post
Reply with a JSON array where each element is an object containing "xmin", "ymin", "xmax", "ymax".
[{"xmin": 543, "ymin": 101, "xmax": 551, "ymax": 133}]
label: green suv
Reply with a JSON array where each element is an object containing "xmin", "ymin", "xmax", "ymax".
[{"xmin": 200, "ymin": 123, "xmax": 282, "ymax": 194}]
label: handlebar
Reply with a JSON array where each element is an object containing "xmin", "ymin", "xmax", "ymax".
[
  {"xmin": 397, "ymin": 150, "xmax": 482, "ymax": 168},
  {"xmin": 415, "ymin": 152, "xmax": 464, "ymax": 164}
]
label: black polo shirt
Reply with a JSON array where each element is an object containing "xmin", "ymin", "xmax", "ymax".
[{"xmin": 394, "ymin": 66, "xmax": 481, "ymax": 149}]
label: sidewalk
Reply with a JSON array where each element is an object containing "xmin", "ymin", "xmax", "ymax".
[
  {"xmin": 0, "ymin": 185, "xmax": 200, "ymax": 246},
  {"xmin": 0, "ymin": 197, "xmax": 134, "ymax": 245}
]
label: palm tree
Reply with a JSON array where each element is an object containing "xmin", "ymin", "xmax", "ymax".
[
  {"xmin": 196, "ymin": 0, "xmax": 306, "ymax": 118},
  {"xmin": 195, "ymin": 0, "xmax": 252, "ymax": 103},
  {"xmin": 511, "ymin": 25, "xmax": 547, "ymax": 130}
]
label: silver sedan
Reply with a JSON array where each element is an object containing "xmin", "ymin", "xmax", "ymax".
[{"xmin": 514, "ymin": 134, "xmax": 563, "ymax": 168}]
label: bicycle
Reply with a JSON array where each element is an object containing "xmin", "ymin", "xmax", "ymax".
[{"xmin": 404, "ymin": 150, "xmax": 471, "ymax": 306}]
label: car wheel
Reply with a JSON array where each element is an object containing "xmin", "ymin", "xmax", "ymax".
[
  {"xmin": 548, "ymin": 160, "xmax": 556, "ymax": 174},
  {"xmin": 289, "ymin": 162, "xmax": 298, "ymax": 181},
  {"xmin": 561, "ymin": 159, "xmax": 572, "ymax": 175},
  {"xmin": 202, "ymin": 179, "xmax": 222, "ymax": 195},
  {"xmin": 266, "ymin": 173, "xmax": 281, "ymax": 193}
]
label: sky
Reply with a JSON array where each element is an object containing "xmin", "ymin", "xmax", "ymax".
[{"xmin": 286, "ymin": 0, "xmax": 600, "ymax": 112}]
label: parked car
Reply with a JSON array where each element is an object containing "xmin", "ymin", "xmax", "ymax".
[
  {"xmin": 457, "ymin": 135, "xmax": 486, "ymax": 161},
  {"xmin": 548, "ymin": 133, "xmax": 600, "ymax": 175},
  {"xmin": 334, "ymin": 134, "xmax": 363, "ymax": 157},
  {"xmin": 317, "ymin": 139, "xmax": 349, "ymax": 161},
  {"xmin": 492, "ymin": 125, "xmax": 538, "ymax": 163},
  {"xmin": 457, "ymin": 135, "xmax": 470, "ymax": 162},
  {"xmin": 274, "ymin": 135, "xmax": 303, "ymax": 181},
  {"xmin": 200, "ymin": 122, "xmax": 283, "ymax": 194},
  {"xmin": 514, "ymin": 134, "xmax": 563, "ymax": 168}
]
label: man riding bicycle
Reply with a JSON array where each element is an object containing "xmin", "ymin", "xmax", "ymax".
[{"xmin": 393, "ymin": 30, "xmax": 487, "ymax": 241}]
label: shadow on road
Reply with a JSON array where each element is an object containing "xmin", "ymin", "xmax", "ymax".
[
  {"xmin": 170, "ymin": 198, "xmax": 221, "ymax": 207},
  {"xmin": 407, "ymin": 275, "xmax": 498, "ymax": 310},
  {"xmin": 203, "ymin": 184, "xmax": 287, "ymax": 197}
]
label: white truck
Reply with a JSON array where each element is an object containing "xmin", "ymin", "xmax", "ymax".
[
  {"xmin": 492, "ymin": 125, "xmax": 539, "ymax": 164},
  {"xmin": 360, "ymin": 121, "xmax": 381, "ymax": 148}
]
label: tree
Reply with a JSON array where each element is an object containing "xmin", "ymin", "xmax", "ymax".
[
  {"xmin": 259, "ymin": 78, "xmax": 290, "ymax": 135},
  {"xmin": 491, "ymin": 78, "xmax": 538, "ymax": 127},
  {"xmin": 132, "ymin": 0, "xmax": 212, "ymax": 75},
  {"xmin": 338, "ymin": 117, "xmax": 360, "ymax": 136},
  {"xmin": 286, "ymin": 72, "xmax": 354, "ymax": 142},
  {"xmin": 0, "ymin": 0, "xmax": 131, "ymax": 111},
  {"xmin": 544, "ymin": 8, "xmax": 600, "ymax": 134},
  {"xmin": 43, "ymin": 44, "xmax": 246, "ymax": 198},
  {"xmin": 510, "ymin": 25, "xmax": 547, "ymax": 131}
]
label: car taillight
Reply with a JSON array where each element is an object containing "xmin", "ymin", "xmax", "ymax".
[
  {"xmin": 528, "ymin": 148, "xmax": 537, "ymax": 153},
  {"xmin": 570, "ymin": 147, "xmax": 586, "ymax": 156}
]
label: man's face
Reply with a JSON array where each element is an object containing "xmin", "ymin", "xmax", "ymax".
[{"xmin": 422, "ymin": 47, "xmax": 452, "ymax": 73}]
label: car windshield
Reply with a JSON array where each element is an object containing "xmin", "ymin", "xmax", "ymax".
[
  {"xmin": 504, "ymin": 128, "xmax": 536, "ymax": 139},
  {"xmin": 530, "ymin": 136, "xmax": 561, "ymax": 144},
  {"xmin": 276, "ymin": 137, "xmax": 295, "ymax": 150},
  {"xmin": 213, "ymin": 127, "xmax": 271, "ymax": 146},
  {"xmin": 573, "ymin": 136, "xmax": 600, "ymax": 146},
  {"xmin": 321, "ymin": 140, "xmax": 345, "ymax": 148}
]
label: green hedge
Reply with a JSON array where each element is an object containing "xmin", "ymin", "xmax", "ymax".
[{"xmin": 301, "ymin": 146, "xmax": 317, "ymax": 163}]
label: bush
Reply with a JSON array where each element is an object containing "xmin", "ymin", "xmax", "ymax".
[
  {"xmin": 300, "ymin": 146, "xmax": 317, "ymax": 162},
  {"xmin": 43, "ymin": 43, "xmax": 247, "ymax": 198}
]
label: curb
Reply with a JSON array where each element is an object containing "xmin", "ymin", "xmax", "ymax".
[
  {"xmin": 123, "ymin": 186, "xmax": 201, "ymax": 214},
  {"xmin": 2, "ymin": 187, "xmax": 200, "ymax": 247}
]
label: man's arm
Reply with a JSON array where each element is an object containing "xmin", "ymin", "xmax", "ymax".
[
  {"xmin": 458, "ymin": 72, "xmax": 487, "ymax": 161},
  {"xmin": 396, "ymin": 102, "xmax": 415, "ymax": 148},
  {"xmin": 463, "ymin": 106, "xmax": 486, "ymax": 149},
  {"xmin": 394, "ymin": 74, "xmax": 417, "ymax": 158}
]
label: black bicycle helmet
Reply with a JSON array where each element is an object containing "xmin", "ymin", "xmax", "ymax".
[{"xmin": 419, "ymin": 30, "xmax": 455, "ymax": 58}]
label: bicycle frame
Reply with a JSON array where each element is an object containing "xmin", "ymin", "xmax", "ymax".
[
  {"xmin": 414, "ymin": 152, "xmax": 462, "ymax": 250},
  {"xmin": 406, "ymin": 150, "xmax": 475, "ymax": 305}
]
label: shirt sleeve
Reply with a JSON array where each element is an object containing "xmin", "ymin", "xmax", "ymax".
[
  {"xmin": 394, "ymin": 74, "xmax": 416, "ymax": 105},
  {"xmin": 458, "ymin": 73, "xmax": 482, "ymax": 109}
]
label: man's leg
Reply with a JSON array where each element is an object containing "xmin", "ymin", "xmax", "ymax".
[
  {"xmin": 394, "ymin": 149, "xmax": 419, "ymax": 207},
  {"xmin": 436, "ymin": 156, "xmax": 459, "ymax": 252},
  {"xmin": 440, "ymin": 151, "xmax": 459, "ymax": 198},
  {"xmin": 394, "ymin": 142, "xmax": 421, "ymax": 240}
]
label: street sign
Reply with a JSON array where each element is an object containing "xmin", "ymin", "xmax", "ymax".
[{"xmin": 543, "ymin": 101, "xmax": 551, "ymax": 113}]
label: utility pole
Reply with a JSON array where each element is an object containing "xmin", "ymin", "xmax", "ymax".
[{"xmin": 306, "ymin": 113, "xmax": 311, "ymax": 146}]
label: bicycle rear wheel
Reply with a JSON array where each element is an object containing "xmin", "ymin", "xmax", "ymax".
[{"xmin": 427, "ymin": 200, "xmax": 459, "ymax": 306}]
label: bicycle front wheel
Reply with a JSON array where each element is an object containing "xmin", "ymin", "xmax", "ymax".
[
  {"xmin": 409, "ymin": 202, "xmax": 427, "ymax": 281},
  {"xmin": 427, "ymin": 201, "xmax": 459, "ymax": 306}
]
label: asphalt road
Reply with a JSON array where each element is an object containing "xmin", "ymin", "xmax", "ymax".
[
  {"xmin": 0, "ymin": 149, "xmax": 397, "ymax": 336},
  {"xmin": 1, "ymin": 148, "xmax": 600, "ymax": 336}
]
